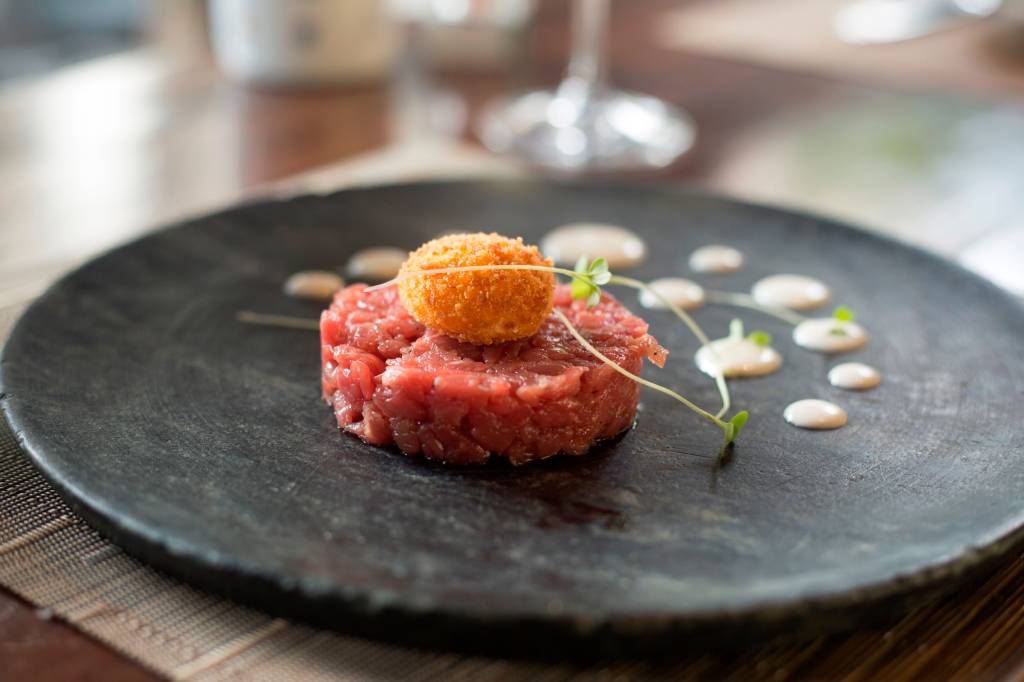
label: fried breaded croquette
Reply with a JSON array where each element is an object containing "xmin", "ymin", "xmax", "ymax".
[{"xmin": 397, "ymin": 232, "xmax": 555, "ymax": 345}]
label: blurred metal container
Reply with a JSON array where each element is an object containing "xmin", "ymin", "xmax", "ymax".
[{"xmin": 208, "ymin": 0, "xmax": 397, "ymax": 86}]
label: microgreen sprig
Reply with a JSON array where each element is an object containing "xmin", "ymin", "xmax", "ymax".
[
  {"xmin": 725, "ymin": 318, "xmax": 772, "ymax": 347},
  {"xmin": 570, "ymin": 258, "xmax": 727, "ymax": 416},
  {"xmin": 570, "ymin": 255, "xmax": 611, "ymax": 308},
  {"xmin": 599, "ymin": 272, "xmax": 731, "ymax": 419},
  {"xmin": 833, "ymin": 305, "xmax": 855, "ymax": 321},
  {"xmin": 553, "ymin": 309, "xmax": 748, "ymax": 453},
  {"xmin": 722, "ymin": 317, "xmax": 770, "ymax": 347},
  {"xmin": 830, "ymin": 305, "xmax": 856, "ymax": 335}
]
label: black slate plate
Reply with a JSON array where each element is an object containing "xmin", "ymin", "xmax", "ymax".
[{"xmin": 3, "ymin": 180, "xmax": 1024, "ymax": 657}]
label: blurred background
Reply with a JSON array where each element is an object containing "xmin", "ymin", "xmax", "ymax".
[
  {"xmin": 2, "ymin": 0, "xmax": 1023, "ymax": 317},
  {"xmin": 2, "ymin": 2, "xmax": 1024, "ymax": 678}
]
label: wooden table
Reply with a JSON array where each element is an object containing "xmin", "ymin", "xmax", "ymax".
[{"xmin": 3, "ymin": 1, "xmax": 1024, "ymax": 679}]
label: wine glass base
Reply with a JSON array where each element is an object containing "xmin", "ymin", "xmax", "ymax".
[{"xmin": 477, "ymin": 88, "xmax": 696, "ymax": 172}]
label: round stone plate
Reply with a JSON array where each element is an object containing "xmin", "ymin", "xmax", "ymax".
[{"xmin": 2, "ymin": 181, "xmax": 1023, "ymax": 656}]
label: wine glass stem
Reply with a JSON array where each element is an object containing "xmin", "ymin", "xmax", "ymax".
[{"xmin": 565, "ymin": 0, "xmax": 609, "ymax": 91}]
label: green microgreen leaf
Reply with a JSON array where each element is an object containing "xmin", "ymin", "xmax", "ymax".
[
  {"xmin": 571, "ymin": 277, "xmax": 592, "ymax": 301},
  {"xmin": 569, "ymin": 255, "xmax": 609, "ymax": 308},
  {"xmin": 721, "ymin": 410, "xmax": 751, "ymax": 453},
  {"xmin": 829, "ymin": 327, "xmax": 849, "ymax": 336},
  {"xmin": 728, "ymin": 411, "xmax": 749, "ymax": 441},
  {"xmin": 748, "ymin": 330, "xmax": 772, "ymax": 347},
  {"xmin": 833, "ymin": 305, "xmax": 855, "ymax": 322}
]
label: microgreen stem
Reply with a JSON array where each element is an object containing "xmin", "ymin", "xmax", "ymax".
[
  {"xmin": 365, "ymin": 264, "xmax": 582, "ymax": 292},
  {"xmin": 608, "ymin": 275, "xmax": 731, "ymax": 420},
  {"xmin": 552, "ymin": 309, "xmax": 733, "ymax": 442},
  {"xmin": 237, "ymin": 311, "xmax": 320, "ymax": 330},
  {"xmin": 705, "ymin": 291, "xmax": 807, "ymax": 326}
]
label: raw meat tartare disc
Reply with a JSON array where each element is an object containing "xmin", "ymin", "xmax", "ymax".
[{"xmin": 321, "ymin": 284, "xmax": 667, "ymax": 465}]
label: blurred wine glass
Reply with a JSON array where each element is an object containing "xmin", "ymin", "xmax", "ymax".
[{"xmin": 477, "ymin": 0, "xmax": 695, "ymax": 172}]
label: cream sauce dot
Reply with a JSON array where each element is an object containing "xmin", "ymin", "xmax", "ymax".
[
  {"xmin": 695, "ymin": 337, "xmax": 782, "ymax": 378},
  {"xmin": 793, "ymin": 318, "xmax": 868, "ymax": 353},
  {"xmin": 638, "ymin": 277, "xmax": 706, "ymax": 311},
  {"xmin": 689, "ymin": 245, "xmax": 744, "ymax": 274},
  {"xmin": 283, "ymin": 270, "xmax": 344, "ymax": 301},
  {"xmin": 828, "ymin": 362, "xmax": 881, "ymax": 390},
  {"xmin": 346, "ymin": 247, "xmax": 408, "ymax": 282},
  {"xmin": 540, "ymin": 223, "xmax": 647, "ymax": 268},
  {"xmin": 784, "ymin": 399, "xmax": 848, "ymax": 430},
  {"xmin": 751, "ymin": 274, "xmax": 831, "ymax": 310}
]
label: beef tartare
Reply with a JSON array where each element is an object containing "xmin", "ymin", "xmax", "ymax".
[{"xmin": 321, "ymin": 284, "xmax": 666, "ymax": 465}]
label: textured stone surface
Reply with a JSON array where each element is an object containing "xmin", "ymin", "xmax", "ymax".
[{"xmin": 2, "ymin": 180, "xmax": 1023, "ymax": 655}]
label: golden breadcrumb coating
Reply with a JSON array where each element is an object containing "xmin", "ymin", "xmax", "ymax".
[{"xmin": 398, "ymin": 232, "xmax": 555, "ymax": 345}]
